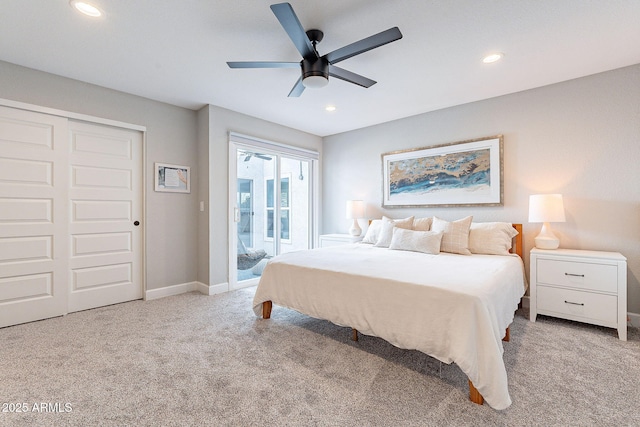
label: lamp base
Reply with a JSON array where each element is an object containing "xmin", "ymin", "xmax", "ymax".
[
  {"xmin": 534, "ymin": 222, "xmax": 560, "ymax": 249},
  {"xmin": 349, "ymin": 219, "xmax": 362, "ymax": 237}
]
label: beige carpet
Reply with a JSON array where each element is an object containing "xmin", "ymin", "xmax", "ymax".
[{"xmin": 1, "ymin": 288, "xmax": 639, "ymax": 426}]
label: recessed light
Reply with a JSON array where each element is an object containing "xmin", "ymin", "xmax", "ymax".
[
  {"xmin": 482, "ymin": 53, "xmax": 504, "ymax": 64},
  {"xmin": 325, "ymin": 105, "xmax": 336, "ymax": 112},
  {"xmin": 70, "ymin": 1, "xmax": 103, "ymax": 17}
]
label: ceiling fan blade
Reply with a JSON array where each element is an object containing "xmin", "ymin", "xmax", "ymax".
[
  {"xmin": 328, "ymin": 65, "xmax": 376, "ymax": 88},
  {"xmin": 270, "ymin": 3, "xmax": 318, "ymax": 60},
  {"xmin": 288, "ymin": 77, "xmax": 306, "ymax": 97},
  {"xmin": 325, "ymin": 27, "xmax": 403, "ymax": 65},
  {"xmin": 227, "ymin": 61, "xmax": 300, "ymax": 69}
]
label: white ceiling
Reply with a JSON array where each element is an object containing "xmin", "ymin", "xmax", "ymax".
[{"xmin": 1, "ymin": 1, "xmax": 639, "ymax": 137}]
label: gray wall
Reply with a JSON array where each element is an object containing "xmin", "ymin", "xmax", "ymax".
[
  {"xmin": 0, "ymin": 60, "xmax": 199, "ymax": 291},
  {"xmin": 323, "ymin": 64, "xmax": 640, "ymax": 315}
]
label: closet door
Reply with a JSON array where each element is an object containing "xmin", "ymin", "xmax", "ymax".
[
  {"xmin": 68, "ymin": 121, "xmax": 143, "ymax": 313},
  {"xmin": 0, "ymin": 106, "xmax": 69, "ymax": 328}
]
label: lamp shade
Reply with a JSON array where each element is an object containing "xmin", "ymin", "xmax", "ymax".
[
  {"xmin": 528, "ymin": 194, "xmax": 566, "ymax": 223},
  {"xmin": 346, "ymin": 200, "xmax": 365, "ymax": 219}
]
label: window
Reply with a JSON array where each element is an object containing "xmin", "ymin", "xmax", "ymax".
[{"xmin": 266, "ymin": 176, "xmax": 290, "ymax": 241}]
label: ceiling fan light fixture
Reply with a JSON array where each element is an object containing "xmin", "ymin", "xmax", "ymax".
[{"xmin": 302, "ymin": 75, "xmax": 329, "ymax": 89}]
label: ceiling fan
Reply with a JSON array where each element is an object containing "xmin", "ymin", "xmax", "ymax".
[
  {"xmin": 240, "ymin": 151, "xmax": 272, "ymax": 161},
  {"xmin": 227, "ymin": 2, "xmax": 402, "ymax": 97}
]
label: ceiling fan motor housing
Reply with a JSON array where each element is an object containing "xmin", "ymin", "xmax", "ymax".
[{"xmin": 302, "ymin": 57, "xmax": 329, "ymax": 80}]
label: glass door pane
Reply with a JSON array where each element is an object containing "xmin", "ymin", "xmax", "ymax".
[
  {"xmin": 279, "ymin": 156, "xmax": 310, "ymax": 254},
  {"xmin": 237, "ymin": 179, "xmax": 252, "ymax": 248},
  {"xmin": 236, "ymin": 148, "xmax": 275, "ymax": 282}
]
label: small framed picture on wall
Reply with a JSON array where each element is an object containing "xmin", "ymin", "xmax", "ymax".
[{"xmin": 155, "ymin": 162, "xmax": 190, "ymax": 193}]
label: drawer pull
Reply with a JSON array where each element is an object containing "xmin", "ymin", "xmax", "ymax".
[
  {"xmin": 564, "ymin": 300, "xmax": 585, "ymax": 306},
  {"xmin": 564, "ymin": 273, "xmax": 585, "ymax": 277}
]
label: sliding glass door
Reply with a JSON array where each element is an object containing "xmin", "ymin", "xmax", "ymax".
[{"xmin": 230, "ymin": 135, "xmax": 316, "ymax": 289}]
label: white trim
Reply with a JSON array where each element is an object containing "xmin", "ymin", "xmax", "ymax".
[
  {"xmin": 145, "ymin": 282, "xmax": 231, "ymax": 300},
  {"xmin": 0, "ymin": 98, "xmax": 146, "ymax": 131},
  {"xmin": 229, "ymin": 141, "xmax": 239, "ymax": 290},
  {"xmin": 145, "ymin": 282, "xmax": 199, "ymax": 300},
  {"xmin": 230, "ymin": 277, "xmax": 260, "ymax": 291},
  {"xmin": 200, "ymin": 282, "xmax": 229, "ymax": 295},
  {"xmin": 229, "ymin": 132, "xmax": 319, "ymax": 160}
]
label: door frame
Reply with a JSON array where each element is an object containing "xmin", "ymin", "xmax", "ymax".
[
  {"xmin": 0, "ymin": 98, "xmax": 148, "ymax": 307},
  {"xmin": 228, "ymin": 132, "xmax": 319, "ymax": 291}
]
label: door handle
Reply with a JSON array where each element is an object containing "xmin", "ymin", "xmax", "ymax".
[{"xmin": 133, "ymin": 221, "xmax": 140, "ymax": 226}]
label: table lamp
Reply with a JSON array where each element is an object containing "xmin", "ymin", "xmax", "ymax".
[
  {"xmin": 346, "ymin": 200, "xmax": 365, "ymax": 236},
  {"xmin": 528, "ymin": 194, "xmax": 566, "ymax": 249}
]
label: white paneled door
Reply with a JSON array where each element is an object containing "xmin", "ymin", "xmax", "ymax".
[
  {"xmin": 0, "ymin": 106, "xmax": 69, "ymax": 328},
  {"xmin": 0, "ymin": 106, "xmax": 143, "ymax": 328},
  {"xmin": 68, "ymin": 121, "xmax": 142, "ymax": 313}
]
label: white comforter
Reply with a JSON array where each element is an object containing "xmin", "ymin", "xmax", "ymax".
[{"xmin": 252, "ymin": 244, "xmax": 526, "ymax": 410}]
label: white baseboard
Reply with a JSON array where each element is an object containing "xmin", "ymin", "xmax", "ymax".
[
  {"xmin": 145, "ymin": 282, "xmax": 199, "ymax": 300},
  {"xmin": 521, "ymin": 295, "xmax": 530, "ymax": 308},
  {"xmin": 145, "ymin": 281, "xmax": 230, "ymax": 300},
  {"xmin": 199, "ymin": 282, "xmax": 229, "ymax": 295}
]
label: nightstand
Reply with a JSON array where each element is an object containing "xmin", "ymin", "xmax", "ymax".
[
  {"xmin": 530, "ymin": 248, "xmax": 627, "ymax": 340},
  {"xmin": 318, "ymin": 234, "xmax": 363, "ymax": 248}
]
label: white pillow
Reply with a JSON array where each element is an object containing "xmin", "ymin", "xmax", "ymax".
[
  {"xmin": 431, "ymin": 216, "xmax": 473, "ymax": 255},
  {"xmin": 469, "ymin": 222, "xmax": 518, "ymax": 255},
  {"xmin": 412, "ymin": 217, "xmax": 432, "ymax": 231},
  {"xmin": 361, "ymin": 219, "xmax": 382, "ymax": 244},
  {"xmin": 374, "ymin": 216, "xmax": 414, "ymax": 248},
  {"xmin": 389, "ymin": 228, "xmax": 443, "ymax": 255}
]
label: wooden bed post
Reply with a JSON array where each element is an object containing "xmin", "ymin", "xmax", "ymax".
[
  {"xmin": 468, "ymin": 380, "xmax": 484, "ymax": 405},
  {"xmin": 512, "ymin": 223, "xmax": 523, "ymax": 258},
  {"xmin": 503, "ymin": 327, "xmax": 510, "ymax": 342},
  {"xmin": 351, "ymin": 328, "xmax": 359, "ymax": 342},
  {"xmin": 262, "ymin": 301, "xmax": 272, "ymax": 319}
]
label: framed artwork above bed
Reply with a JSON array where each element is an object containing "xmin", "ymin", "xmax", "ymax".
[{"xmin": 381, "ymin": 135, "xmax": 503, "ymax": 208}]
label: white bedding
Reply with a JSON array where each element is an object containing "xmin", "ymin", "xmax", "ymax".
[{"xmin": 252, "ymin": 243, "xmax": 526, "ymax": 410}]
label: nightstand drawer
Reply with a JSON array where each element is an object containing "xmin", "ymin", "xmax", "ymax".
[
  {"xmin": 537, "ymin": 285, "xmax": 617, "ymax": 326},
  {"xmin": 536, "ymin": 259, "xmax": 617, "ymax": 293}
]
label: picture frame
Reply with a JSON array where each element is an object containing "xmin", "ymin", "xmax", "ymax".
[
  {"xmin": 382, "ymin": 135, "xmax": 503, "ymax": 208},
  {"xmin": 154, "ymin": 162, "xmax": 190, "ymax": 193}
]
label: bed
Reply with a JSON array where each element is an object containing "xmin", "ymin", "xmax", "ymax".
[{"xmin": 252, "ymin": 219, "xmax": 526, "ymax": 410}]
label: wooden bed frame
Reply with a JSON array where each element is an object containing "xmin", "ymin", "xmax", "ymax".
[{"xmin": 261, "ymin": 223, "xmax": 524, "ymax": 407}]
